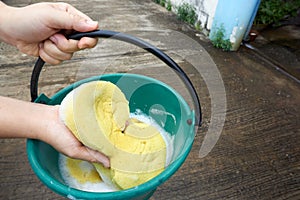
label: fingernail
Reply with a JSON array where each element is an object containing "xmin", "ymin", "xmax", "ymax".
[{"xmin": 85, "ymin": 20, "xmax": 98, "ymax": 27}]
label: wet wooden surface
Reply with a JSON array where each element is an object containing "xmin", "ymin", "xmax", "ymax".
[{"xmin": 1, "ymin": 0, "xmax": 299, "ymax": 199}]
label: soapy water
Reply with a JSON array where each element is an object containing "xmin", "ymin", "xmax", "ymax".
[
  {"xmin": 58, "ymin": 110, "xmax": 174, "ymax": 192},
  {"xmin": 59, "ymin": 154, "xmax": 118, "ymax": 192}
]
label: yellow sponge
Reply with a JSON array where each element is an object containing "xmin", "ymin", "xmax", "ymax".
[{"xmin": 59, "ymin": 81, "xmax": 168, "ymax": 189}]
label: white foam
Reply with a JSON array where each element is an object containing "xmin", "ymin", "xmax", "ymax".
[
  {"xmin": 58, "ymin": 154, "xmax": 117, "ymax": 192},
  {"xmin": 58, "ymin": 110, "xmax": 174, "ymax": 192}
]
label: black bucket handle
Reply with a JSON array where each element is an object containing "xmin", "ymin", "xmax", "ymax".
[{"xmin": 30, "ymin": 30, "xmax": 202, "ymax": 126}]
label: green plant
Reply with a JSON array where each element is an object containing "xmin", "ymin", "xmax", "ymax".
[
  {"xmin": 176, "ymin": 3, "xmax": 197, "ymax": 25},
  {"xmin": 210, "ymin": 25, "xmax": 232, "ymax": 51},
  {"xmin": 167, "ymin": 0, "xmax": 172, "ymax": 11},
  {"xmin": 254, "ymin": 0, "xmax": 300, "ymax": 26},
  {"xmin": 195, "ymin": 22, "xmax": 202, "ymax": 31},
  {"xmin": 153, "ymin": 0, "xmax": 166, "ymax": 7},
  {"xmin": 153, "ymin": 1, "xmax": 199, "ymax": 29},
  {"xmin": 160, "ymin": 0, "xmax": 166, "ymax": 7}
]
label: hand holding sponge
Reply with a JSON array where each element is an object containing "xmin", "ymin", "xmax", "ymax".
[{"xmin": 59, "ymin": 81, "xmax": 172, "ymax": 190}]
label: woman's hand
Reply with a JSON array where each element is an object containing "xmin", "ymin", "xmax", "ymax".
[
  {"xmin": 0, "ymin": 2, "xmax": 108, "ymax": 166},
  {"xmin": 42, "ymin": 105, "xmax": 110, "ymax": 168},
  {"xmin": 0, "ymin": 2, "xmax": 98, "ymax": 64},
  {"xmin": 0, "ymin": 96, "xmax": 110, "ymax": 168}
]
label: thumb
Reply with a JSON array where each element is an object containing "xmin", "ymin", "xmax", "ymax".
[
  {"xmin": 48, "ymin": 5, "xmax": 98, "ymax": 32},
  {"xmin": 72, "ymin": 17, "xmax": 99, "ymax": 32}
]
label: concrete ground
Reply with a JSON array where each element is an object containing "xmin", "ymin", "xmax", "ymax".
[{"xmin": 0, "ymin": 0, "xmax": 299, "ymax": 199}]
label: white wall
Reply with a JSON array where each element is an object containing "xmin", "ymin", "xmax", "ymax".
[{"xmin": 169, "ymin": 0, "xmax": 218, "ymax": 30}]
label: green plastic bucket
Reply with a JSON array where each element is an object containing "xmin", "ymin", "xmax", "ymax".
[
  {"xmin": 27, "ymin": 73, "xmax": 195, "ymax": 199},
  {"xmin": 26, "ymin": 30, "xmax": 201, "ymax": 199}
]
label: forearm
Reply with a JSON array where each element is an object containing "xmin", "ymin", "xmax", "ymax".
[{"xmin": 0, "ymin": 96, "xmax": 55, "ymax": 141}]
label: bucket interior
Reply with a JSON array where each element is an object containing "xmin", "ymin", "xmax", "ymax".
[{"xmin": 27, "ymin": 73, "xmax": 195, "ymax": 200}]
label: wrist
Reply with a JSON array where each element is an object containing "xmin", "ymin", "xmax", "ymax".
[
  {"xmin": 0, "ymin": 96, "xmax": 53, "ymax": 139},
  {"xmin": 33, "ymin": 104, "xmax": 60, "ymax": 142},
  {"xmin": 0, "ymin": 3, "xmax": 17, "ymax": 45}
]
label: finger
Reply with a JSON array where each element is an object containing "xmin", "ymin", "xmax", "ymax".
[
  {"xmin": 69, "ymin": 146, "xmax": 110, "ymax": 168},
  {"xmin": 50, "ymin": 33, "xmax": 80, "ymax": 52},
  {"xmin": 16, "ymin": 42, "xmax": 39, "ymax": 57},
  {"xmin": 54, "ymin": 3, "xmax": 92, "ymax": 21},
  {"xmin": 48, "ymin": 3, "xmax": 99, "ymax": 32},
  {"xmin": 43, "ymin": 39, "xmax": 73, "ymax": 61},
  {"xmin": 85, "ymin": 147, "xmax": 110, "ymax": 168},
  {"xmin": 78, "ymin": 37, "xmax": 98, "ymax": 49},
  {"xmin": 39, "ymin": 43, "xmax": 62, "ymax": 65}
]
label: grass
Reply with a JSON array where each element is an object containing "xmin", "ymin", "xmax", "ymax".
[
  {"xmin": 176, "ymin": 3, "xmax": 197, "ymax": 25},
  {"xmin": 210, "ymin": 25, "xmax": 232, "ymax": 51},
  {"xmin": 153, "ymin": 1, "xmax": 198, "ymax": 26},
  {"xmin": 254, "ymin": 0, "xmax": 300, "ymax": 26}
]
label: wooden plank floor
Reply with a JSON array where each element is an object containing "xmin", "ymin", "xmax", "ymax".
[{"xmin": 0, "ymin": 0, "xmax": 299, "ymax": 199}]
